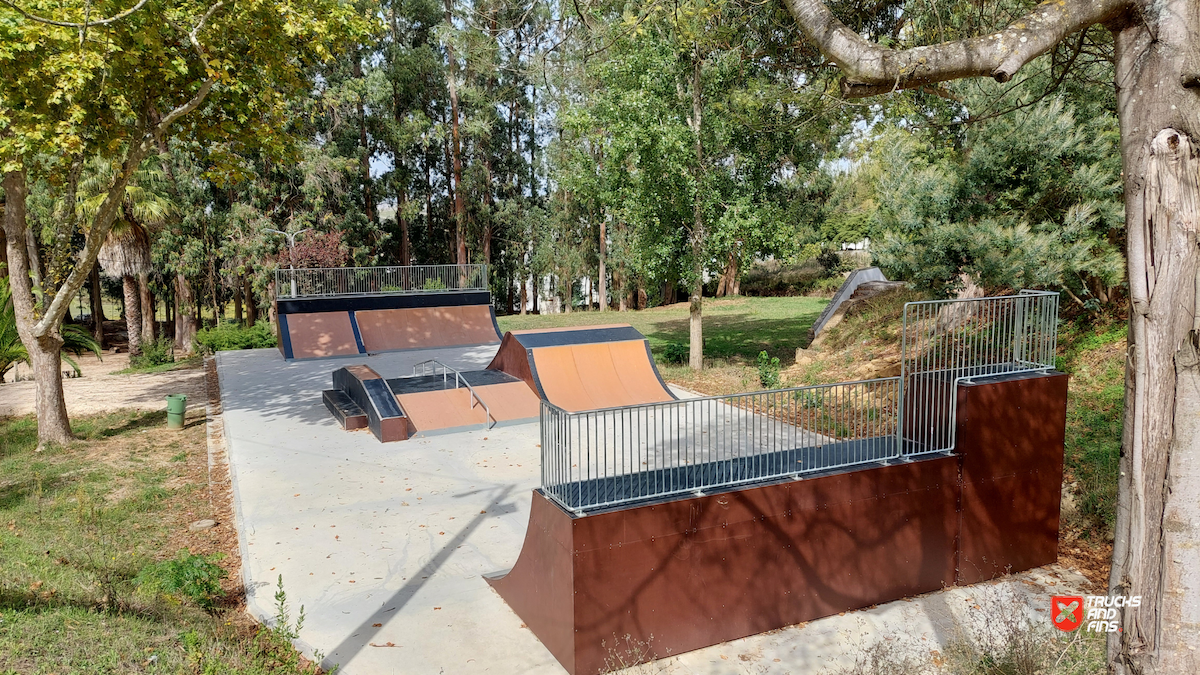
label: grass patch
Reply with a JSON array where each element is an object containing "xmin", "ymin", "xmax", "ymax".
[
  {"xmin": 0, "ymin": 411, "xmax": 323, "ymax": 673},
  {"xmin": 113, "ymin": 354, "xmax": 203, "ymax": 376}
]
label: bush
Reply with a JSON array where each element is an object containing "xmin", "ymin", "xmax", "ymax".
[
  {"xmin": 662, "ymin": 342, "xmax": 690, "ymax": 365},
  {"xmin": 422, "ymin": 277, "xmax": 447, "ymax": 290},
  {"xmin": 135, "ymin": 550, "xmax": 227, "ymax": 611},
  {"xmin": 817, "ymin": 247, "xmax": 847, "ymax": 276},
  {"xmin": 195, "ymin": 321, "xmax": 277, "ymax": 353},
  {"xmin": 757, "ymin": 350, "xmax": 781, "ymax": 389},
  {"xmin": 130, "ymin": 337, "xmax": 175, "ymax": 369}
]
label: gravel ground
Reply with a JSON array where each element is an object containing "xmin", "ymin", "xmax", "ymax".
[{"xmin": 0, "ymin": 350, "xmax": 206, "ymax": 417}]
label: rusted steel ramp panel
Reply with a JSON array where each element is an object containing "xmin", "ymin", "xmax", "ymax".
[
  {"xmin": 486, "ymin": 325, "xmax": 676, "ymax": 412},
  {"xmin": 488, "ymin": 370, "xmax": 1067, "ymax": 674}
]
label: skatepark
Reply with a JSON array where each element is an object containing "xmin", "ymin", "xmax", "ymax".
[{"xmin": 214, "ymin": 265, "xmax": 1075, "ymax": 674}]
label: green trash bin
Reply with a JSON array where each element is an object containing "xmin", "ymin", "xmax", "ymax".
[{"xmin": 166, "ymin": 394, "xmax": 188, "ymax": 430}]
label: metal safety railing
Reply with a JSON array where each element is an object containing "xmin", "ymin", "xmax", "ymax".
[
  {"xmin": 899, "ymin": 290, "xmax": 1058, "ymax": 456},
  {"xmin": 412, "ymin": 359, "xmax": 496, "ymax": 429},
  {"xmin": 275, "ymin": 264, "xmax": 488, "ymax": 299},
  {"xmin": 541, "ymin": 379, "xmax": 900, "ymax": 513},
  {"xmin": 539, "ymin": 290, "xmax": 1060, "ymax": 514}
]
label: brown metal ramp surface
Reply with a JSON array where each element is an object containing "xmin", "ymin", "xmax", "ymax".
[
  {"xmin": 395, "ymin": 380, "xmax": 541, "ymax": 434},
  {"xmin": 283, "ymin": 312, "xmax": 361, "ymax": 359},
  {"xmin": 487, "ymin": 325, "xmax": 676, "ymax": 412},
  {"xmin": 355, "ymin": 305, "xmax": 501, "ymax": 352}
]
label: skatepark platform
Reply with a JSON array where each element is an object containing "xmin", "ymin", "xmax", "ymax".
[
  {"xmin": 488, "ymin": 369, "xmax": 1069, "ymax": 675},
  {"xmin": 278, "ymin": 290, "xmax": 502, "ymax": 360}
]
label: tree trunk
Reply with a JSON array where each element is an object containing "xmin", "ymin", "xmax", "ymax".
[
  {"xmin": 89, "ymin": 263, "xmax": 105, "ymax": 349},
  {"xmin": 138, "ymin": 272, "xmax": 154, "ymax": 343},
  {"xmin": 688, "ymin": 52, "xmax": 706, "ymax": 371},
  {"xmin": 2, "ymin": 169, "xmax": 73, "ymax": 446},
  {"xmin": 520, "ymin": 275, "xmax": 528, "ymax": 315},
  {"xmin": 267, "ymin": 280, "xmax": 278, "ymax": 337},
  {"xmin": 175, "ymin": 274, "xmax": 198, "ymax": 353},
  {"xmin": 245, "ymin": 274, "xmax": 258, "ymax": 326},
  {"xmin": 717, "ymin": 252, "xmax": 739, "ymax": 297},
  {"xmin": 1108, "ymin": 3, "xmax": 1200, "ymax": 672},
  {"xmin": 598, "ymin": 219, "xmax": 608, "ymax": 312},
  {"xmin": 398, "ymin": 192, "xmax": 411, "ymax": 266},
  {"xmin": 444, "ymin": 0, "xmax": 467, "ymax": 266},
  {"xmin": 234, "ymin": 275, "xmax": 244, "ymax": 324},
  {"xmin": 637, "ymin": 285, "xmax": 647, "ymax": 310},
  {"xmin": 122, "ymin": 275, "xmax": 142, "ymax": 356},
  {"xmin": 354, "ymin": 53, "xmax": 376, "ymax": 227}
]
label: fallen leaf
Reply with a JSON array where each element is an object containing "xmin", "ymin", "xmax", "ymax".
[
  {"xmin": 373, "ymin": 623, "xmax": 383, "ymax": 627},
  {"xmin": 29, "ymin": 581, "xmax": 43, "ymax": 591},
  {"xmin": 433, "ymin": 607, "xmax": 442, "ymax": 610}
]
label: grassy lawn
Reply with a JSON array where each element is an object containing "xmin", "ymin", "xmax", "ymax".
[
  {"xmin": 498, "ymin": 296, "xmax": 828, "ymax": 395},
  {"xmin": 0, "ymin": 410, "xmax": 318, "ymax": 674}
]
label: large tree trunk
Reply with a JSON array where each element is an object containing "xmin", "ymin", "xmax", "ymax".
[
  {"xmin": 175, "ymin": 274, "xmax": 198, "ymax": 353},
  {"xmin": 1108, "ymin": 3, "xmax": 1200, "ymax": 672},
  {"xmin": 233, "ymin": 275, "xmax": 244, "ymax": 324},
  {"xmin": 89, "ymin": 263, "xmax": 105, "ymax": 349},
  {"xmin": 688, "ymin": 53, "xmax": 705, "ymax": 371},
  {"xmin": 123, "ymin": 275, "xmax": 142, "ymax": 356},
  {"xmin": 2, "ymin": 170, "xmax": 73, "ymax": 446},
  {"xmin": 138, "ymin": 272, "xmax": 155, "ymax": 343},
  {"xmin": 444, "ymin": 0, "xmax": 467, "ymax": 266},
  {"xmin": 598, "ymin": 219, "xmax": 607, "ymax": 312}
]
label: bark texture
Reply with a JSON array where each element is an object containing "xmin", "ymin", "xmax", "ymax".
[
  {"xmin": 174, "ymin": 273, "xmax": 198, "ymax": 353},
  {"xmin": 122, "ymin": 275, "xmax": 142, "ymax": 356},
  {"xmin": 781, "ymin": 1, "xmax": 1200, "ymax": 673},
  {"xmin": 2, "ymin": 170, "xmax": 72, "ymax": 445}
]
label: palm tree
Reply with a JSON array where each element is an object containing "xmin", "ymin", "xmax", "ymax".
[
  {"xmin": 83, "ymin": 159, "xmax": 172, "ymax": 356},
  {"xmin": 97, "ymin": 221, "xmax": 153, "ymax": 355}
]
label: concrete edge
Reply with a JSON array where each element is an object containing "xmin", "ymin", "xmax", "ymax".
[{"xmin": 208, "ymin": 352, "xmax": 338, "ymax": 672}]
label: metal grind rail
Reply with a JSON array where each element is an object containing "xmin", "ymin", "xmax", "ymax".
[
  {"xmin": 540, "ymin": 290, "xmax": 1061, "ymax": 514},
  {"xmin": 411, "ymin": 360, "xmax": 496, "ymax": 429},
  {"xmin": 275, "ymin": 264, "xmax": 488, "ymax": 299}
]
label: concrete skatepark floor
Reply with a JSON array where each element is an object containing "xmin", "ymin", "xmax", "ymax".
[{"xmin": 215, "ymin": 346, "xmax": 1091, "ymax": 675}]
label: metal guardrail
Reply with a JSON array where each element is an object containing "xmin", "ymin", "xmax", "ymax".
[
  {"xmin": 412, "ymin": 359, "xmax": 496, "ymax": 429},
  {"xmin": 539, "ymin": 291, "xmax": 1060, "ymax": 514},
  {"xmin": 275, "ymin": 265, "xmax": 488, "ymax": 299},
  {"xmin": 899, "ymin": 290, "xmax": 1058, "ymax": 456},
  {"xmin": 541, "ymin": 379, "xmax": 900, "ymax": 513}
]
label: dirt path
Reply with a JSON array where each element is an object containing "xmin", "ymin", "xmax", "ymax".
[{"xmin": 0, "ymin": 350, "xmax": 207, "ymax": 417}]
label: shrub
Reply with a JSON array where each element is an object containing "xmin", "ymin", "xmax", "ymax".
[
  {"xmin": 817, "ymin": 247, "xmax": 847, "ymax": 276},
  {"xmin": 422, "ymin": 277, "xmax": 447, "ymax": 290},
  {"xmin": 662, "ymin": 342, "xmax": 690, "ymax": 365},
  {"xmin": 757, "ymin": 350, "xmax": 781, "ymax": 389},
  {"xmin": 195, "ymin": 321, "xmax": 277, "ymax": 353},
  {"xmin": 135, "ymin": 550, "xmax": 227, "ymax": 611},
  {"xmin": 130, "ymin": 337, "xmax": 175, "ymax": 369}
]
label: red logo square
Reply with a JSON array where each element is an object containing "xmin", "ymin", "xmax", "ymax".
[{"xmin": 1052, "ymin": 595, "xmax": 1084, "ymax": 631}]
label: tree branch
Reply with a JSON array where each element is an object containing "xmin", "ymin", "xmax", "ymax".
[
  {"xmin": 0, "ymin": 0, "xmax": 148, "ymax": 29},
  {"xmin": 783, "ymin": 0, "xmax": 1128, "ymax": 98}
]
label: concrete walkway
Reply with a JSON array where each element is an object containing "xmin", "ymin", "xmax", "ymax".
[{"xmin": 215, "ymin": 347, "xmax": 1088, "ymax": 675}]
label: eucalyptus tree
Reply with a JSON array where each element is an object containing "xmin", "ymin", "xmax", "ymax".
[
  {"xmin": 783, "ymin": 0, "xmax": 1200, "ymax": 669},
  {"xmin": 0, "ymin": 0, "xmax": 364, "ymax": 446},
  {"xmin": 555, "ymin": 0, "xmax": 834, "ymax": 365}
]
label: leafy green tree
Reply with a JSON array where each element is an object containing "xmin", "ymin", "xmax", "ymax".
[{"xmin": 1, "ymin": 0, "xmax": 363, "ymax": 446}]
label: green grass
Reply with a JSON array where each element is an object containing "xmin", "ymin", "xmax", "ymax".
[
  {"xmin": 0, "ymin": 411, "xmax": 321, "ymax": 674},
  {"xmin": 1058, "ymin": 320, "xmax": 1126, "ymax": 537},
  {"xmin": 113, "ymin": 355, "xmax": 203, "ymax": 375},
  {"xmin": 498, "ymin": 296, "xmax": 828, "ymax": 366}
]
